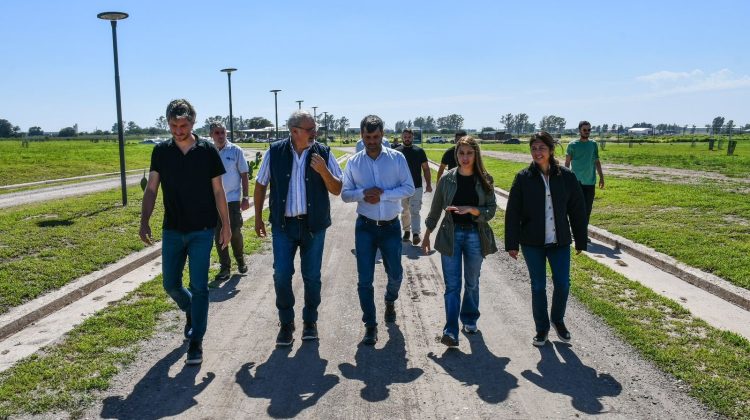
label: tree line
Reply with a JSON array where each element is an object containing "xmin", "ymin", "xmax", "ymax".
[{"xmin": 393, "ymin": 114, "xmax": 465, "ymax": 133}]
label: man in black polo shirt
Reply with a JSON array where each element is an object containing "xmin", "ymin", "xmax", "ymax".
[
  {"xmin": 395, "ymin": 128, "xmax": 432, "ymax": 245},
  {"xmin": 437, "ymin": 130, "xmax": 467, "ymax": 181},
  {"xmin": 140, "ymin": 99, "xmax": 230, "ymax": 365}
]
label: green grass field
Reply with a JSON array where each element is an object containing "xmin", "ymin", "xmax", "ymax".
[
  {"xmin": 421, "ymin": 139, "xmax": 750, "ymax": 178},
  {"xmin": 0, "ymin": 188, "xmax": 163, "ymax": 314},
  {"xmin": 427, "ymin": 151, "xmax": 750, "ymax": 291},
  {"xmin": 0, "ymin": 140, "xmax": 154, "ymax": 186}
]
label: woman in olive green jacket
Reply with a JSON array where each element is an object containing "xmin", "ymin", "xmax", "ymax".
[{"xmin": 421, "ymin": 136, "xmax": 498, "ymax": 347}]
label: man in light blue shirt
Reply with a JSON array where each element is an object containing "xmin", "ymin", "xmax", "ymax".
[
  {"xmin": 342, "ymin": 115, "xmax": 414, "ymax": 345},
  {"xmin": 210, "ymin": 122, "xmax": 250, "ymax": 281}
]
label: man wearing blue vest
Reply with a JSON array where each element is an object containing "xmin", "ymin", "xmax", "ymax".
[{"xmin": 254, "ymin": 110, "xmax": 343, "ymax": 346}]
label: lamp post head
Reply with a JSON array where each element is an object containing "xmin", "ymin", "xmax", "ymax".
[
  {"xmin": 97, "ymin": 11, "xmax": 129, "ymax": 21},
  {"xmin": 270, "ymin": 89, "xmax": 281, "ymax": 94},
  {"xmin": 220, "ymin": 68, "xmax": 237, "ymax": 73}
]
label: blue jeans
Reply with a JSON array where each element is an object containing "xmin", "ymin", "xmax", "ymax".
[
  {"xmin": 272, "ymin": 218, "xmax": 326, "ymax": 324},
  {"xmin": 355, "ymin": 216, "xmax": 403, "ymax": 327},
  {"xmin": 521, "ymin": 244, "xmax": 571, "ymax": 333},
  {"xmin": 161, "ymin": 229, "xmax": 214, "ymax": 342},
  {"xmin": 440, "ymin": 227, "xmax": 483, "ymax": 338}
]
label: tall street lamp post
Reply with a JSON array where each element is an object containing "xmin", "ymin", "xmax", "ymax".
[
  {"xmin": 312, "ymin": 106, "xmax": 318, "ymax": 122},
  {"xmin": 220, "ymin": 68, "xmax": 237, "ymax": 141},
  {"xmin": 97, "ymin": 11, "xmax": 129, "ymax": 206},
  {"xmin": 322, "ymin": 111, "xmax": 328, "ymax": 144},
  {"xmin": 296, "ymin": 100, "xmax": 304, "ymax": 110},
  {"xmin": 270, "ymin": 89, "xmax": 281, "ymax": 146}
]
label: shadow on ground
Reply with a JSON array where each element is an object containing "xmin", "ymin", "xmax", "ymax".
[
  {"xmin": 428, "ymin": 330, "xmax": 518, "ymax": 403},
  {"xmin": 100, "ymin": 346, "xmax": 215, "ymax": 420},
  {"xmin": 209, "ymin": 274, "xmax": 242, "ymax": 303},
  {"xmin": 235, "ymin": 341, "xmax": 339, "ymax": 418},
  {"xmin": 521, "ymin": 341, "xmax": 623, "ymax": 414},
  {"xmin": 338, "ymin": 323, "xmax": 424, "ymax": 402}
]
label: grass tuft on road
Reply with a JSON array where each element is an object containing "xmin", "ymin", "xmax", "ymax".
[{"xmin": 0, "ymin": 211, "xmax": 269, "ymax": 418}]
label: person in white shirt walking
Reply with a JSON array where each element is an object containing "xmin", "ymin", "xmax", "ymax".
[
  {"xmin": 209, "ymin": 122, "xmax": 250, "ymax": 281},
  {"xmin": 342, "ymin": 115, "xmax": 415, "ymax": 345}
]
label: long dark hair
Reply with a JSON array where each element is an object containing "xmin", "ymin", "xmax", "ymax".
[
  {"xmin": 528, "ymin": 131, "xmax": 561, "ymax": 175},
  {"xmin": 455, "ymin": 136, "xmax": 494, "ymax": 192}
]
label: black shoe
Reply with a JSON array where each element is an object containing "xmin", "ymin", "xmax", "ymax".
[
  {"xmin": 402, "ymin": 231, "xmax": 411, "ymax": 242},
  {"xmin": 412, "ymin": 233, "xmax": 421, "ymax": 246},
  {"xmin": 552, "ymin": 322, "xmax": 571, "ymax": 343},
  {"xmin": 462, "ymin": 324, "xmax": 478, "ymax": 334},
  {"xmin": 237, "ymin": 262, "xmax": 248, "ymax": 274},
  {"xmin": 533, "ymin": 331, "xmax": 549, "ymax": 347},
  {"xmin": 384, "ymin": 301, "xmax": 396, "ymax": 323},
  {"xmin": 440, "ymin": 333, "xmax": 459, "ymax": 347},
  {"xmin": 361, "ymin": 326, "xmax": 378, "ymax": 345},
  {"xmin": 302, "ymin": 322, "xmax": 318, "ymax": 341},
  {"xmin": 184, "ymin": 312, "xmax": 192, "ymax": 340},
  {"xmin": 186, "ymin": 340, "xmax": 203, "ymax": 365},
  {"xmin": 276, "ymin": 322, "xmax": 295, "ymax": 347},
  {"xmin": 215, "ymin": 267, "xmax": 230, "ymax": 281}
]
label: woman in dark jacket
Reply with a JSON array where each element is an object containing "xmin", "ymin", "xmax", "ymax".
[
  {"xmin": 505, "ymin": 131, "xmax": 587, "ymax": 347},
  {"xmin": 422, "ymin": 136, "xmax": 498, "ymax": 347}
]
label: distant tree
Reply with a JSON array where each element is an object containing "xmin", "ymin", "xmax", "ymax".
[
  {"xmin": 406, "ymin": 119, "xmax": 412, "ymax": 128},
  {"xmin": 632, "ymin": 122, "xmax": 653, "ymax": 128},
  {"xmin": 155, "ymin": 116, "xmax": 167, "ymax": 130},
  {"xmin": 394, "ymin": 120, "xmax": 406, "ymax": 132},
  {"xmin": 690, "ymin": 125, "xmax": 696, "ymax": 134},
  {"xmin": 515, "ymin": 113, "xmax": 530, "ymax": 134},
  {"xmin": 413, "ymin": 117, "xmax": 426, "ymax": 129},
  {"xmin": 481, "ymin": 126, "xmax": 495, "ymax": 132},
  {"xmin": 500, "ymin": 113, "xmax": 514, "ymax": 134},
  {"xmin": 247, "ymin": 116, "xmax": 272, "ymax": 129},
  {"xmin": 58, "ymin": 127, "xmax": 77, "ymax": 137},
  {"xmin": 601, "ymin": 123, "xmax": 609, "ymax": 133},
  {"xmin": 28, "ymin": 126, "xmax": 44, "ymax": 136},
  {"xmin": 712, "ymin": 116, "xmax": 725, "ymax": 134},
  {"xmin": 539, "ymin": 115, "xmax": 566, "ymax": 133},
  {"xmin": 112, "ymin": 122, "xmax": 119, "ymax": 133},
  {"xmin": 436, "ymin": 114, "xmax": 464, "ymax": 131},
  {"xmin": 337, "ymin": 116, "xmax": 349, "ymax": 137},
  {"xmin": 0, "ymin": 119, "xmax": 19, "ymax": 137},
  {"xmin": 126, "ymin": 121, "xmax": 141, "ymax": 134},
  {"xmin": 725, "ymin": 120, "xmax": 735, "ymax": 134}
]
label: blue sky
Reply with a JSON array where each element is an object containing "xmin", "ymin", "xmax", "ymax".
[{"xmin": 1, "ymin": 0, "xmax": 748, "ymax": 132}]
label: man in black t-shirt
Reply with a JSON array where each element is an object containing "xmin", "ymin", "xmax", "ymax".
[
  {"xmin": 437, "ymin": 130, "xmax": 467, "ymax": 181},
  {"xmin": 139, "ymin": 99, "xmax": 230, "ymax": 366},
  {"xmin": 395, "ymin": 128, "xmax": 432, "ymax": 245}
]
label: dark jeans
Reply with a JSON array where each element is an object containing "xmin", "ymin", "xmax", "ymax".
[
  {"xmin": 440, "ymin": 227, "xmax": 483, "ymax": 338},
  {"xmin": 214, "ymin": 201, "xmax": 245, "ymax": 269},
  {"xmin": 580, "ymin": 183, "xmax": 595, "ymax": 225},
  {"xmin": 162, "ymin": 229, "xmax": 214, "ymax": 342},
  {"xmin": 521, "ymin": 244, "xmax": 571, "ymax": 333},
  {"xmin": 354, "ymin": 216, "xmax": 403, "ymax": 327},
  {"xmin": 272, "ymin": 218, "xmax": 326, "ymax": 324}
]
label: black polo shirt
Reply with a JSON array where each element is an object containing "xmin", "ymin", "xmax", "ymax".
[
  {"xmin": 441, "ymin": 146, "xmax": 457, "ymax": 170},
  {"xmin": 395, "ymin": 144, "xmax": 428, "ymax": 188},
  {"xmin": 150, "ymin": 136, "xmax": 226, "ymax": 232}
]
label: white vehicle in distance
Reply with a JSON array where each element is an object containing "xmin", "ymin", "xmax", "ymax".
[{"xmin": 426, "ymin": 136, "xmax": 446, "ymax": 144}]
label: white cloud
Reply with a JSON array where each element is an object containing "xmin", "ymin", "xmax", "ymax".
[{"xmin": 635, "ymin": 68, "xmax": 750, "ymax": 94}]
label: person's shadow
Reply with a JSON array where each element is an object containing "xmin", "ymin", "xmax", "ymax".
[
  {"xmin": 428, "ymin": 331, "xmax": 518, "ymax": 403},
  {"xmin": 209, "ymin": 273, "xmax": 242, "ymax": 303},
  {"xmin": 521, "ymin": 342, "xmax": 622, "ymax": 414},
  {"xmin": 338, "ymin": 323, "xmax": 424, "ymax": 402},
  {"xmin": 235, "ymin": 342, "xmax": 339, "ymax": 418},
  {"xmin": 100, "ymin": 346, "xmax": 215, "ymax": 419}
]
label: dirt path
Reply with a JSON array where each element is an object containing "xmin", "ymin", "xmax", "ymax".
[{"xmin": 82, "ymin": 193, "xmax": 714, "ymax": 419}]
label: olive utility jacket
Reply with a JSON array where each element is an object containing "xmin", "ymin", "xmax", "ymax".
[{"xmin": 424, "ymin": 168, "xmax": 498, "ymax": 257}]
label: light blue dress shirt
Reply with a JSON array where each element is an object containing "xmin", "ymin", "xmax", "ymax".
[
  {"xmin": 342, "ymin": 146, "xmax": 415, "ymax": 221},
  {"xmin": 217, "ymin": 141, "xmax": 249, "ymax": 202}
]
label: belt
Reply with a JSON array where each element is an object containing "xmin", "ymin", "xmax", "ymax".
[
  {"xmin": 358, "ymin": 215, "xmax": 399, "ymax": 226},
  {"xmin": 285, "ymin": 215, "xmax": 307, "ymax": 220}
]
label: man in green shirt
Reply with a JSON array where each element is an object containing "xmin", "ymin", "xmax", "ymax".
[{"xmin": 565, "ymin": 121, "xmax": 604, "ymax": 227}]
